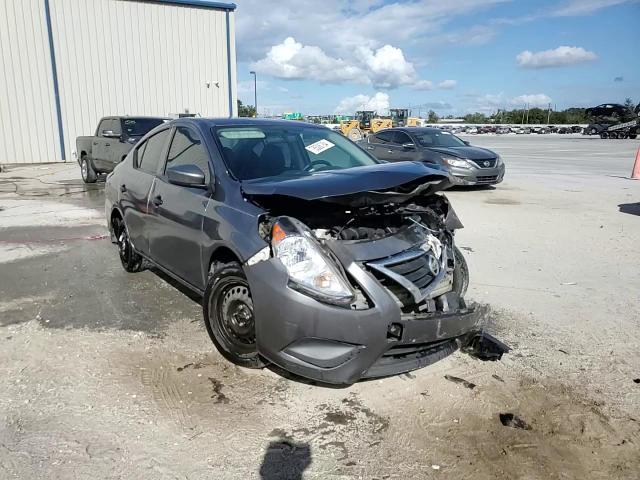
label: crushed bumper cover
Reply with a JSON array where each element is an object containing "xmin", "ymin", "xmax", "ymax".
[{"xmin": 246, "ymin": 258, "xmax": 500, "ymax": 385}]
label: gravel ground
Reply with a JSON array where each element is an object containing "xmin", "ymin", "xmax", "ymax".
[{"xmin": 1, "ymin": 135, "xmax": 639, "ymax": 479}]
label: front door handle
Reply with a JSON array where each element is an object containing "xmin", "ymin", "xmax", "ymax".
[
  {"xmin": 120, "ymin": 184, "xmax": 127, "ymax": 193},
  {"xmin": 105, "ymin": 143, "xmax": 111, "ymax": 147},
  {"xmin": 366, "ymin": 146, "xmax": 374, "ymax": 150},
  {"xmin": 152, "ymin": 195, "xmax": 163, "ymax": 207},
  {"xmin": 387, "ymin": 150, "xmax": 393, "ymax": 153}
]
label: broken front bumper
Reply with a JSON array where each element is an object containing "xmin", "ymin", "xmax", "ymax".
[{"xmin": 246, "ymin": 258, "xmax": 487, "ymax": 385}]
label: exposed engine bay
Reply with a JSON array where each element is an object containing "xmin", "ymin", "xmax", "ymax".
[{"xmin": 254, "ymin": 192, "xmax": 466, "ymax": 315}]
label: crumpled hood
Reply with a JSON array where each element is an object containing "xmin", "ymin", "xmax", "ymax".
[
  {"xmin": 428, "ymin": 146, "xmax": 496, "ymax": 160},
  {"xmin": 241, "ymin": 161, "xmax": 452, "ymax": 207}
]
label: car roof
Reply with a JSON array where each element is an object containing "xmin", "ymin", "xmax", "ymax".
[
  {"xmin": 173, "ymin": 117, "xmax": 328, "ymax": 130},
  {"xmin": 387, "ymin": 127, "xmax": 447, "ymax": 134}
]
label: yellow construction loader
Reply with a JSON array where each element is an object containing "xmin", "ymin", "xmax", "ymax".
[
  {"xmin": 390, "ymin": 108, "xmax": 420, "ymax": 127},
  {"xmin": 340, "ymin": 111, "xmax": 392, "ymax": 141}
]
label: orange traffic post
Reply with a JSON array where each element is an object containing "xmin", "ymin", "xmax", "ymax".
[{"xmin": 632, "ymin": 147, "xmax": 640, "ymax": 180}]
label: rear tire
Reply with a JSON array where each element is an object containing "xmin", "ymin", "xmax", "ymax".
[
  {"xmin": 203, "ymin": 261, "xmax": 265, "ymax": 369},
  {"xmin": 452, "ymin": 246, "xmax": 469, "ymax": 298},
  {"xmin": 80, "ymin": 156, "xmax": 97, "ymax": 183},
  {"xmin": 600, "ymin": 132, "xmax": 609, "ymax": 139},
  {"xmin": 112, "ymin": 216, "xmax": 144, "ymax": 273}
]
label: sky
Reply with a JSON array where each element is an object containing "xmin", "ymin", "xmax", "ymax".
[{"xmin": 233, "ymin": 0, "xmax": 640, "ymax": 117}]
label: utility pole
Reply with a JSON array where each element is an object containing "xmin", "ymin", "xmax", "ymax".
[
  {"xmin": 547, "ymin": 103, "xmax": 551, "ymax": 124},
  {"xmin": 521, "ymin": 105, "xmax": 526, "ymax": 124},
  {"xmin": 249, "ymin": 70, "xmax": 257, "ymax": 117}
]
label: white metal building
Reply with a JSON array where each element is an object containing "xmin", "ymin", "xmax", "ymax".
[{"xmin": 0, "ymin": 0, "xmax": 238, "ymax": 165}]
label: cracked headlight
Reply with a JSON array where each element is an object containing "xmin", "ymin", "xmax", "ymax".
[
  {"xmin": 442, "ymin": 157, "xmax": 472, "ymax": 169},
  {"xmin": 271, "ymin": 218, "xmax": 354, "ymax": 306}
]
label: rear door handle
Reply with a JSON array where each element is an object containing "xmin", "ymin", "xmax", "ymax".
[
  {"xmin": 366, "ymin": 146, "xmax": 374, "ymax": 150},
  {"xmin": 387, "ymin": 150, "xmax": 393, "ymax": 153},
  {"xmin": 105, "ymin": 143, "xmax": 111, "ymax": 147},
  {"xmin": 120, "ymin": 184, "xmax": 127, "ymax": 193},
  {"xmin": 152, "ymin": 195, "xmax": 163, "ymax": 206}
]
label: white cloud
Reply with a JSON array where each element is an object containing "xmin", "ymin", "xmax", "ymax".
[
  {"xmin": 234, "ymin": 0, "xmax": 506, "ymax": 60},
  {"xmin": 510, "ymin": 94, "xmax": 552, "ymax": 107},
  {"xmin": 412, "ymin": 80, "xmax": 434, "ymax": 90},
  {"xmin": 252, "ymin": 37, "xmax": 432, "ymax": 89},
  {"xmin": 516, "ymin": 46, "xmax": 597, "ymax": 68},
  {"xmin": 356, "ymin": 44, "xmax": 417, "ymax": 88},
  {"xmin": 438, "ymin": 79, "xmax": 457, "ymax": 89},
  {"xmin": 334, "ymin": 92, "xmax": 390, "ymax": 115},
  {"xmin": 250, "ymin": 37, "xmax": 363, "ymax": 84},
  {"xmin": 466, "ymin": 92, "xmax": 552, "ymax": 113},
  {"xmin": 552, "ymin": 0, "xmax": 635, "ymax": 16}
]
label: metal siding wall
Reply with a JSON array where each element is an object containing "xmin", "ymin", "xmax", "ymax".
[
  {"xmin": 0, "ymin": 0, "xmax": 61, "ymax": 164},
  {"xmin": 50, "ymin": 0, "xmax": 234, "ymax": 161}
]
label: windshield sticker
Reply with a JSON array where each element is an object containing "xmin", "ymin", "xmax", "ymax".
[{"xmin": 305, "ymin": 139, "xmax": 335, "ymax": 155}]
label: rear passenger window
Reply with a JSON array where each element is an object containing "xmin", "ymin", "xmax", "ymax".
[
  {"xmin": 165, "ymin": 127, "xmax": 210, "ymax": 182},
  {"xmin": 138, "ymin": 129, "xmax": 170, "ymax": 174}
]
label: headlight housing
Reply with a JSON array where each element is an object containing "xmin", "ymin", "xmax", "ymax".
[
  {"xmin": 496, "ymin": 154, "xmax": 503, "ymax": 165},
  {"xmin": 442, "ymin": 156, "xmax": 472, "ymax": 169},
  {"xmin": 271, "ymin": 217, "xmax": 354, "ymax": 306}
]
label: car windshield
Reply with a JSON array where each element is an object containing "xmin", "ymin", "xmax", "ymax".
[
  {"xmin": 213, "ymin": 124, "xmax": 379, "ymax": 181},
  {"xmin": 413, "ymin": 130, "xmax": 467, "ymax": 148},
  {"xmin": 123, "ymin": 118, "xmax": 167, "ymax": 137}
]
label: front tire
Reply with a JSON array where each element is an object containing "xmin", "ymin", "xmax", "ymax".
[
  {"xmin": 452, "ymin": 246, "xmax": 469, "ymax": 297},
  {"xmin": 80, "ymin": 156, "xmax": 97, "ymax": 183},
  {"xmin": 112, "ymin": 216, "xmax": 144, "ymax": 273},
  {"xmin": 203, "ymin": 262, "xmax": 265, "ymax": 369}
]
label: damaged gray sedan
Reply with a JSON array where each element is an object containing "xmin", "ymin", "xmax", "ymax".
[{"xmin": 105, "ymin": 118, "xmax": 505, "ymax": 386}]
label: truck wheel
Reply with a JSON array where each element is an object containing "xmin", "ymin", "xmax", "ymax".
[
  {"xmin": 203, "ymin": 262, "xmax": 265, "ymax": 369},
  {"xmin": 112, "ymin": 216, "xmax": 144, "ymax": 273},
  {"xmin": 452, "ymin": 246, "xmax": 469, "ymax": 298},
  {"xmin": 348, "ymin": 128, "xmax": 363, "ymax": 142},
  {"xmin": 589, "ymin": 127, "xmax": 598, "ymax": 135},
  {"xmin": 81, "ymin": 156, "xmax": 97, "ymax": 183},
  {"xmin": 629, "ymin": 134, "xmax": 637, "ymax": 139},
  {"xmin": 600, "ymin": 132, "xmax": 609, "ymax": 139}
]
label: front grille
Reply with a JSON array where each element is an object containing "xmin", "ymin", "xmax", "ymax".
[
  {"xmin": 469, "ymin": 158, "xmax": 497, "ymax": 168},
  {"xmin": 368, "ymin": 251, "xmax": 435, "ymax": 305},
  {"xmin": 476, "ymin": 175, "xmax": 498, "ymax": 183}
]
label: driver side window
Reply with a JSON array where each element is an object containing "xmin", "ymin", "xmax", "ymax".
[
  {"xmin": 392, "ymin": 131, "xmax": 412, "ymax": 145},
  {"xmin": 165, "ymin": 127, "xmax": 211, "ymax": 183}
]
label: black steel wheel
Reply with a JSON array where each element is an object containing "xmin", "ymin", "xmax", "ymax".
[
  {"xmin": 113, "ymin": 216, "xmax": 144, "ymax": 272},
  {"xmin": 203, "ymin": 262, "xmax": 265, "ymax": 369},
  {"xmin": 81, "ymin": 156, "xmax": 97, "ymax": 183},
  {"xmin": 452, "ymin": 245, "xmax": 469, "ymax": 297}
]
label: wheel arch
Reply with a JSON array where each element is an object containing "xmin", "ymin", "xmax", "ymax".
[{"xmin": 207, "ymin": 246, "xmax": 243, "ymax": 275}]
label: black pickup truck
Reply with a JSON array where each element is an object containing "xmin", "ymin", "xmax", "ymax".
[{"xmin": 76, "ymin": 116, "xmax": 168, "ymax": 183}]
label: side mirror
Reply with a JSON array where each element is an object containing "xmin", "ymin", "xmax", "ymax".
[
  {"xmin": 463, "ymin": 140, "xmax": 470, "ymax": 146},
  {"xmin": 402, "ymin": 142, "xmax": 415, "ymax": 150},
  {"xmin": 102, "ymin": 130, "xmax": 120, "ymax": 138},
  {"xmin": 167, "ymin": 164, "xmax": 208, "ymax": 189}
]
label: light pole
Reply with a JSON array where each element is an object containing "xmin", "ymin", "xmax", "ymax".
[{"xmin": 249, "ymin": 71, "xmax": 257, "ymax": 117}]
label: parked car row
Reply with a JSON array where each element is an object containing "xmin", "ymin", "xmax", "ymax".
[{"xmin": 432, "ymin": 125, "xmax": 584, "ymax": 135}]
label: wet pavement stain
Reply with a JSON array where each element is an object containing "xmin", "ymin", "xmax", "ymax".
[{"xmin": 208, "ymin": 377, "xmax": 230, "ymax": 404}]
